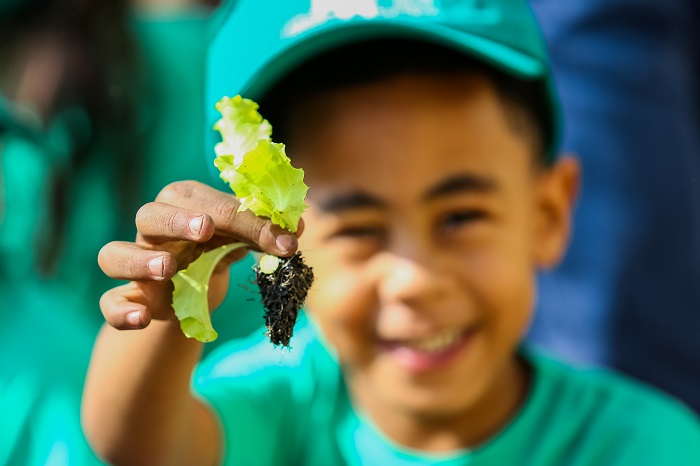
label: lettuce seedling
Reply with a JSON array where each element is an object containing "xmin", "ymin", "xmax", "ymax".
[{"xmin": 171, "ymin": 96, "xmax": 313, "ymax": 345}]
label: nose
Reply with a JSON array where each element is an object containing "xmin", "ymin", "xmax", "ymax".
[
  {"xmin": 373, "ymin": 251, "xmax": 451, "ymax": 308},
  {"xmin": 372, "ymin": 250, "xmax": 456, "ymax": 337}
]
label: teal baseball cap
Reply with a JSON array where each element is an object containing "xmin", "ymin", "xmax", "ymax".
[{"xmin": 206, "ymin": 0, "xmax": 561, "ymax": 163}]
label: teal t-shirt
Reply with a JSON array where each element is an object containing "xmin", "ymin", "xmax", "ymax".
[
  {"xmin": 194, "ymin": 318, "xmax": 700, "ymax": 466},
  {"xmin": 0, "ymin": 279, "xmax": 103, "ymax": 466}
]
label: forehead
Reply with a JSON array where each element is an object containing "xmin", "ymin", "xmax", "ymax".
[{"xmin": 288, "ymin": 73, "xmax": 532, "ymax": 198}]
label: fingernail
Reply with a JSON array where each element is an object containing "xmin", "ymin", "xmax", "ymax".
[
  {"xmin": 189, "ymin": 216, "xmax": 203, "ymax": 237},
  {"xmin": 148, "ymin": 256, "xmax": 164, "ymax": 278},
  {"xmin": 275, "ymin": 234, "xmax": 296, "ymax": 254},
  {"xmin": 126, "ymin": 311, "xmax": 141, "ymax": 327}
]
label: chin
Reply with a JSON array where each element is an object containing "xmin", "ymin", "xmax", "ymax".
[{"xmin": 373, "ymin": 369, "xmax": 486, "ymax": 420}]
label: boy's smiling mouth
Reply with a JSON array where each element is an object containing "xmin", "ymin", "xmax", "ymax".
[{"xmin": 379, "ymin": 327, "xmax": 477, "ymax": 372}]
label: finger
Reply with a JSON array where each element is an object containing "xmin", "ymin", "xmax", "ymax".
[
  {"xmin": 100, "ymin": 281, "xmax": 177, "ymax": 329},
  {"xmin": 100, "ymin": 285, "xmax": 152, "ymax": 330},
  {"xmin": 135, "ymin": 202, "xmax": 216, "ymax": 244},
  {"xmin": 98, "ymin": 241, "xmax": 177, "ymax": 281},
  {"xmin": 156, "ymin": 180, "xmax": 298, "ymax": 257},
  {"xmin": 232, "ymin": 210, "xmax": 298, "ymax": 256}
]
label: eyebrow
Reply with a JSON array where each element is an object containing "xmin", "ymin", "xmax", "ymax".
[
  {"xmin": 317, "ymin": 191, "xmax": 386, "ymax": 213},
  {"xmin": 316, "ymin": 173, "xmax": 497, "ymax": 213},
  {"xmin": 424, "ymin": 173, "xmax": 498, "ymax": 201}
]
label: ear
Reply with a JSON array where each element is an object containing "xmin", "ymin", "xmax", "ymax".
[{"xmin": 533, "ymin": 155, "xmax": 580, "ymax": 269}]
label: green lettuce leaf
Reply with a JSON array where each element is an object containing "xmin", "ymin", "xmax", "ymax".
[
  {"xmin": 216, "ymin": 140, "xmax": 307, "ymax": 232},
  {"xmin": 172, "ymin": 243, "xmax": 245, "ymax": 342},
  {"xmin": 213, "ymin": 95, "xmax": 271, "ymax": 166},
  {"xmin": 213, "ymin": 96, "xmax": 308, "ymax": 233}
]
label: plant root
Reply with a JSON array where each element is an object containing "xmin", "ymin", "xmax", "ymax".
[{"xmin": 255, "ymin": 252, "xmax": 314, "ymax": 346}]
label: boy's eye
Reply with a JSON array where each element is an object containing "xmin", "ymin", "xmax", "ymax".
[{"xmin": 441, "ymin": 210, "xmax": 487, "ymax": 231}]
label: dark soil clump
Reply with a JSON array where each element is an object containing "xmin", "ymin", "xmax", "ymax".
[{"xmin": 255, "ymin": 252, "xmax": 314, "ymax": 346}]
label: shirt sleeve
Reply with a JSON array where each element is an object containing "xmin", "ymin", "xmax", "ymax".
[
  {"xmin": 612, "ymin": 401, "xmax": 700, "ymax": 465},
  {"xmin": 589, "ymin": 382, "xmax": 700, "ymax": 465}
]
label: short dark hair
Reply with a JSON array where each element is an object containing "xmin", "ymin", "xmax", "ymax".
[{"xmin": 259, "ymin": 38, "xmax": 553, "ymax": 165}]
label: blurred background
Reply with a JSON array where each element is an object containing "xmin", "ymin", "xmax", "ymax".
[
  {"xmin": 0, "ymin": 0, "xmax": 698, "ymax": 464},
  {"xmin": 526, "ymin": 0, "xmax": 700, "ymax": 413}
]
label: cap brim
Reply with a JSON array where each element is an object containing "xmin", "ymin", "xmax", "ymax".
[{"xmin": 241, "ymin": 20, "xmax": 546, "ymax": 101}]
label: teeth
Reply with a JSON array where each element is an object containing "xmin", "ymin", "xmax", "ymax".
[{"xmin": 406, "ymin": 329, "xmax": 462, "ymax": 354}]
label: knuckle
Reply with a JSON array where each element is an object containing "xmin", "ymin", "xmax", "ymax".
[
  {"xmin": 164, "ymin": 209, "xmax": 182, "ymax": 237},
  {"xmin": 156, "ymin": 180, "xmax": 196, "ymax": 204},
  {"xmin": 126, "ymin": 255, "xmax": 143, "ymax": 279},
  {"xmin": 250, "ymin": 219, "xmax": 268, "ymax": 245},
  {"xmin": 160, "ymin": 252, "xmax": 177, "ymax": 279},
  {"xmin": 155, "ymin": 182, "xmax": 180, "ymax": 204},
  {"xmin": 214, "ymin": 198, "xmax": 239, "ymax": 225}
]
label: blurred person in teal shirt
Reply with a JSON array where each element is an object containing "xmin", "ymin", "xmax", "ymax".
[
  {"xmin": 1, "ymin": 0, "xmax": 262, "ymax": 464},
  {"xmin": 1, "ymin": 1, "xmax": 140, "ymax": 463}
]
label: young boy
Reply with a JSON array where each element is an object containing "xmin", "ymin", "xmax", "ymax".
[{"xmin": 82, "ymin": 1, "xmax": 700, "ymax": 465}]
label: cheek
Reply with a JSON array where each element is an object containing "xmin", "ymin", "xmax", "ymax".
[
  {"xmin": 460, "ymin": 244, "xmax": 535, "ymax": 347},
  {"xmin": 302, "ymin": 250, "xmax": 377, "ymax": 366}
]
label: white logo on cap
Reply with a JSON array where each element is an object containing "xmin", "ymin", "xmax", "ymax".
[{"xmin": 282, "ymin": 0, "xmax": 439, "ymax": 38}]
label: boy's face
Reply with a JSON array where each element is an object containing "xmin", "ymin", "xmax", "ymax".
[{"xmin": 290, "ymin": 73, "xmax": 576, "ymax": 422}]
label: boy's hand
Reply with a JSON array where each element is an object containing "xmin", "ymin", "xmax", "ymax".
[{"xmin": 97, "ymin": 180, "xmax": 300, "ymax": 330}]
